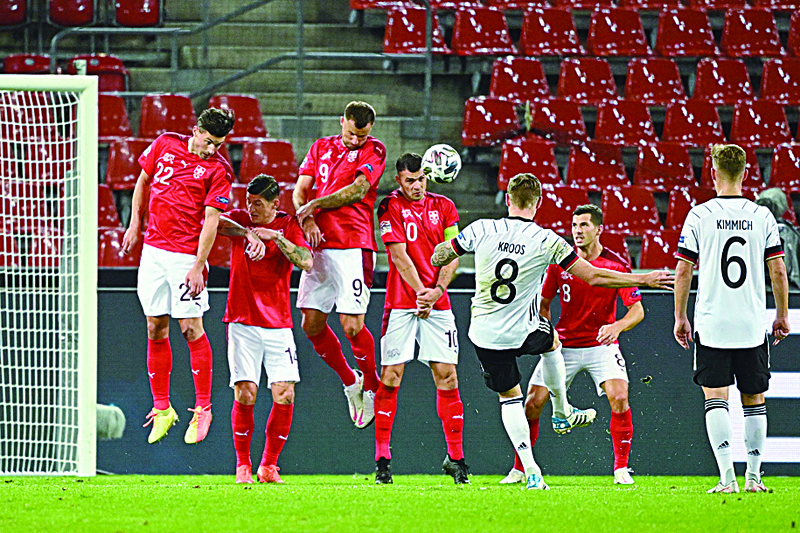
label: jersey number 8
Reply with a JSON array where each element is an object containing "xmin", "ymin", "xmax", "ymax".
[{"xmin": 491, "ymin": 258, "xmax": 519, "ymax": 304}]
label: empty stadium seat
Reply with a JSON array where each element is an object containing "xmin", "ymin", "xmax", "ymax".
[
  {"xmin": 229, "ymin": 183, "xmax": 247, "ymax": 210},
  {"xmin": 791, "ymin": 12, "xmax": 800, "ymax": 57},
  {"xmin": 350, "ymin": 0, "xmax": 411, "ymax": 9},
  {"xmin": 552, "ymin": 0, "xmax": 613, "ymax": 9},
  {"xmin": 98, "ymin": 94, "xmax": 132, "ymax": 144},
  {"xmin": 138, "ymin": 94, "xmax": 197, "ymax": 139},
  {"xmin": 486, "ymin": 0, "xmax": 549, "ymax": 9},
  {"xmin": 208, "ymin": 94, "xmax": 267, "ymax": 142},
  {"xmin": 98, "ymin": 227, "xmax": 141, "ymax": 267},
  {"xmin": 600, "ymin": 231, "xmax": 633, "ymax": 267},
  {"xmin": 208, "ymin": 234, "xmax": 232, "ymax": 268},
  {"xmin": 760, "ymin": 59, "xmax": 800, "ymax": 106},
  {"xmin": 566, "ymin": 141, "xmax": 629, "ymax": 190},
  {"xmin": 498, "ymin": 139, "xmax": 561, "ymax": 191},
  {"xmin": 0, "ymin": 141, "xmax": 17, "ymax": 179},
  {"xmin": 49, "ymin": 0, "xmax": 94, "ymax": 27},
  {"xmin": 452, "ymin": 8, "xmax": 517, "ymax": 56},
  {"xmin": 618, "ymin": 0, "xmax": 679, "ymax": 8},
  {"xmin": 383, "ymin": 7, "xmax": 451, "ymax": 55},
  {"xmin": 529, "ymin": 98, "xmax": 588, "ymax": 144},
  {"xmin": 98, "ymin": 184, "xmax": 121, "ymax": 228},
  {"xmin": 0, "ymin": 233, "xmax": 20, "ymax": 267},
  {"xmin": 731, "ymin": 101, "xmax": 793, "ymax": 148},
  {"xmin": 0, "ymin": 91, "xmax": 62, "ymax": 142},
  {"xmin": 23, "ymin": 137, "xmax": 74, "ymax": 186},
  {"xmin": 700, "ymin": 144, "xmax": 763, "ymax": 189},
  {"xmin": 754, "ymin": 0, "xmax": 799, "ymax": 9},
  {"xmin": 0, "ymin": 181, "xmax": 50, "ymax": 234},
  {"xmin": 639, "ymin": 230, "xmax": 681, "ymax": 269},
  {"xmin": 557, "ymin": 58, "xmax": 618, "ymax": 105},
  {"xmin": 27, "ymin": 231, "xmax": 61, "ymax": 268},
  {"xmin": 689, "ymin": 0, "xmax": 746, "ymax": 9},
  {"xmin": 3, "ymin": 54, "xmax": 49, "ymax": 74},
  {"xmin": 633, "ymin": 143, "xmax": 696, "ymax": 192},
  {"xmin": 665, "ymin": 187, "xmax": 717, "ymax": 230},
  {"xmin": 624, "ymin": 58, "xmax": 685, "ymax": 106},
  {"xmin": 601, "ymin": 187, "xmax": 663, "ymax": 234},
  {"xmin": 720, "ymin": 9, "xmax": 784, "ymax": 58},
  {"xmin": 0, "ymin": 0, "xmax": 27, "ymax": 27},
  {"xmin": 105, "ymin": 138, "xmax": 151, "ymax": 190},
  {"xmin": 462, "ymin": 97, "xmax": 521, "ymax": 147},
  {"xmin": 662, "ymin": 101, "xmax": 726, "ymax": 147},
  {"xmin": 489, "ymin": 57, "xmax": 550, "ymax": 101},
  {"xmin": 768, "ymin": 144, "xmax": 800, "ymax": 194},
  {"xmin": 595, "ymin": 100, "xmax": 657, "ymax": 146},
  {"xmin": 691, "ymin": 58, "xmax": 755, "ymax": 105},
  {"xmin": 655, "ymin": 9, "xmax": 719, "ymax": 57},
  {"xmin": 587, "ymin": 8, "xmax": 651, "ymax": 57},
  {"xmin": 520, "ymin": 9, "xmax": 585, "ymax": 56},
  {"xmin": 67, "ymin": 54, "xmax": 130, "ymax": 93},
  {"xmin": 239, "ymin": 139, "xmax": 299, "ymax": 184},
  {"xmin": 115, "ymin": 0, "xmax": 161, "ymax": 27},
  {"xmin": 535, "ymin": 186, "xmax": 590, "ymax": 235}
]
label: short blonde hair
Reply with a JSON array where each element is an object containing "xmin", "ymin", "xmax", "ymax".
[
  {"xmin": 711, "ymin": 144, "xmax": 747, "ymax": 181},
  {"xmin": 507, "ymin": 173, "xmax": 542, "ymax": 210}
]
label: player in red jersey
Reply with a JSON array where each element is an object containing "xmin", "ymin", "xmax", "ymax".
[
  {"xmin": 293, "ymin": 101, "xmax": 386, "ymax": 429},
  {"xmin": 373, "ymin": 153, "xmax": 469, "ymax": 484},
  {"xmin": 121, "ymin": 107, "xmax": 236, "ymax": 445},
  {"xmin": 501, "ymin": 204, "xmax": 644, "ymax": 485},
  {"xmin": 217, "ymin": 175, "xmax": 313, "ymax": 485}
]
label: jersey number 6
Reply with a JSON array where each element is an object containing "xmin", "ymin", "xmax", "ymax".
[{"xmin": 721, "ymin": 236, "xmax": 747, "ymax": 289}]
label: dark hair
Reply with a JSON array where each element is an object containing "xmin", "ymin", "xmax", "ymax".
[
  {"xmin": 507, "ymin": 173, "xmax": 541, "ymax": 210},
  {"xmin": 344, "ymin": 101, "xmax": 376, "ymax": 129},
  {"xmin": 573, "ymin": 204, "xmax": 603, "ymax": 226},
  {"xmin": 247, "ymin": 174, "xmax": 280, "ymax": 202},
  {"xmin": 396, "ymin": 152, "xmax": 422, "ymax": 174},
  {"xmin": 197, "ymin": 107, "xmax": 235, "ymax": 138}
]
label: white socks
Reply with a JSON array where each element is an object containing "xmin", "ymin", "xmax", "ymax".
[
  {"xmin": 500, "ymin": 395, "xmax": 541, "ymax": 477},
  {"xmin": 705, "ymin": 399, "xmax": 735, "ymax": 485},
  {"xmin": 743, "ymin": 403, "xmax": 767, "ymax": 482},
  {"xmin": 541, "ymin": 346, "xmax": 569, "ymax": 418}
]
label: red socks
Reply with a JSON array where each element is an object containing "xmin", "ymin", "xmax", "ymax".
[
  {"xmin": 374, "ymin": 382, "xmax": 399, "ymax": 461},
  {"xmin": 436, "ymin": 388, "xmax": 464, "ymax": 461},
  {"xmin": 513, "ymin": 418, "xmax": 540, "ymax": 472},
  {"xmin": 262, "ymin": 402, "xmax": 294, "ymax": 467},
  {"xmin": 347, "ymin": 327, "xmax": 380, "ymax": 393},
  {"xmin": 231, "ymin": 401, "xmax": 254, "ymax": 468},
  {"xmin": 147, "ymin": 338, "xmax": 172, "ymax": 411},
  {"xmin": 188, "ymin": 334, "xmax": 213, "ymax": 408},
  {"xmin": 610, "ymin": 408, "xmax": 633, "ymax": 470},
  {"xmin": 309, "ymin": 325, "xmax": 357, "ymax": 387}
]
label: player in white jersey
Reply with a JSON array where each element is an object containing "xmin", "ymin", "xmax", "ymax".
[
  {"xmin": 674, "ymin": 144, "xmax": 790, "ymax": 494},
  {"xmin": 432, "ymin": 173, "xmax": 673, "ymax": 490}
]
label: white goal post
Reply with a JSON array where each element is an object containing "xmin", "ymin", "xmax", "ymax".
[{"xmin": 0, "ymin": 74, "xmax": 97, "ymax": 476}]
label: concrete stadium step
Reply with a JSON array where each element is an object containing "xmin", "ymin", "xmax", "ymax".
[
  {"xmin": 166, "ymin": 0, "xmax": 352, "ymax": 24},
  {"xmin": 179, "ymin": 46, "xmax": 387, "ymax": 70}
]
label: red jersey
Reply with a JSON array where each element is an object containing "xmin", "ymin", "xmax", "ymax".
[
  {"xmin": 298, "ymin": 135, "xmax": 386, "ymax": 251},
  {"xmin": 541, "ymin": 247, "xmax": 641, "ymax": 348},
  {"xmin": 378, "ymin": 191, "xmax": 459, "ymax": 310},
  {"xmin": 222, "ymin": 209, "xmax": 311, "ymax": 329},
  {"xmin": 138, "ymin": 133, "xmax": 234, "ymax": 255}
]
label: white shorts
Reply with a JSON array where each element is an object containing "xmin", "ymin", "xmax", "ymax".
[
  {"xmin": 227, "ymin": 322, "xmax": 300, "ymax": 388},
  {"xmin": 529, "ymin": 344, "xmax": 629, "ymax": 397},
  {"xmin": 380, "ymin": 309, "xmax": 459, "ymax": 367},
  {"xmin": 137, "ymin": 244, "xmax": 210, "ymax": 319},
  {"xmin": 296, "ymin": 248, "xmax": 374, "ymax": 315}
]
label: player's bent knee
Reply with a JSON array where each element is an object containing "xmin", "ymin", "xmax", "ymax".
[
  {"xmin": 179, "ymin": 319, "xmax": 204, "ymax": 342},
  {"xmin": 146, "ymin": 316, "xmax": 169, "ymax": 339},
  {"xmin": 341, "ymin": 316, "xmax": 365, "ymax": 338},
  {"xmin": 272, "ymin": 382, "xmax": 295, "ymax": 404},
  {"xmin": 234, "ymin": 382, "xmax": 258, "ymax": 405}
]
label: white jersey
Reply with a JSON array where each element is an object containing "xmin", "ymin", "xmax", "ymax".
[
  {"xmin": 676, "ymin": 196, "xmax": 784, "ymax": 349},
  {"xmin": 453, "ymin": 216, "xmax": 578, "ymax": 349}
]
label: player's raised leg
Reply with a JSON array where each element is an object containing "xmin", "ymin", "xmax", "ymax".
[
  {"xmin": 143, "ymin": 315, "xmax": 179, "ymax": 444},
  {"xmin": 374, "ymin": 363, "xmax": 404, "ymax": 484},
  {"xmin": 181, "ymin": 317, "xmax": 214, "ymax": 444},
  {"xmin": 342, "ymin": 313, "xmax": 379, "ymax": 429},
  {"xmin": 258, "ymin": 381, "xmax": 294, "ymax": 484},
  {"xmin": 232, "ymin": 381, "xmax": 257, "ymax": 484},
  {"xmin": 541, "ymin": 340, "xmax": 596, "ymax": 435},
  {"xmin": 604, "ymin": 379, "xmax": 634, "ymax": 485}
]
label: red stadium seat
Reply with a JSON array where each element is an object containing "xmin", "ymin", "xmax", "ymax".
[
  {"xmin": 536, "ymin": 186, "xmax": 590, "ymax": 235},
  {"xmin": 139, "ymin": 94, "xmax": 196, "ymax": 139},
  {"xmin": 23, "ymin": 136, "xmax": 75, "ymax": 186},
  {"xmin": 498, "ymin": 139, "xmax": 561, "ymax": 191},
  {"xmin": 587, "ymin": 9, "xmax": 651, "ymax": 57},
  {"xmin": 27, "ymin": 231, "xmax": 61, "ymax": 268},
  {"xmin": 639, "ymin": 230, "xmax": 681, "ymax": 269},
  {"xmin": 98, "ymin": 184, "xmax": 121, "ymax": 228},
  {"xmin": 689, "ymin": 0, "xmax": 746, "ymax": 9},
  {"xmin": 489, "ymin": 57, "xmax": 550, "ymax": 101},
  {"xmin": 618, "ymin": 0, "xmax": 680, "ymax": 8},
  {"xmin": 0, "ymin": 233, "xmax": 20, "ymax": 267},
  {"xmin": 566, "ymin": 141, "xmax": 629, "ymax": 190},
  {"xmin": 691, "ymin": 58, "xmax": 755, "ymax": 106},
  {"xmin": 760, "ymin": 59, "xmax": 800, "ymax": 106},
  {"xmin": 208, "ymin": 234, "xmax": 232, "ymax": 268},
  {"xmin": 350, "ymin": 0, "xmax": 411, "ymax": 9},
  {"xmin": 0, "ymin": 0, "xmax": 27, "ymax": 27},
  {"xmin": 98, "ymin": 94, "xmax": 132, "ymax": 144},
  {"xmin": 552, "ymin": 0, "xmax": 613, "ymax": 9},
  {"xmin": 383, "ymin": 7, "xmax": 451, "ymax": 55},
  {"xmin": 730, "ymin": 101, "xmax": 793, "ymax": 149},
  {"xmin": 633, "ymin": 143, "xmax": 696, "ymax": 192},
  {"xmin": 529, "ymin": 98, "xmax": 588, "ymax": 145},
  {"xmin": 768, "ymin": 144, "xmax": 800, "ymax": 194},
  {"xmin": 239, "ymin": 139, "xmax": 299, "ymax": 185},
  {"xmin": 3, "ymin": 54, "xmax": 49, "ymax": 74},
  {"xmin": 115, "ymin": 0, "xmax": 161, "ymax": 27},
  {"xmin": 429, "ymin": 0, "xmax": 483, "ymax": 9},
  {"xmin": 67, "ymin": 54, "xmax": 130, "ymax": 93},
  {"xmin": 229, "ymin": 183, "xmax": 247, "ymax": 210},
  {"xmin": 601, "ymin": 231, "xmax": 633, "ymax": 267},
  {"xmin": 557, "ymin": 58, "xmax": 618, "ymax": 105},
  {"xmin": 791, "ymin": 12, "xmax": 800, "ymax": 57},
  {"xmin": 0, "ymin": 141, "xmax": 18, "ymax": 179},
  {"xmin": 624, "ymin": 58, "xmax": 685, "ymax": 106},
  {"xmin": 754, "ymin": 0, "xmax": 800, "ymax": 9},
  {"xmin": 486, "ymin": 0, "xmax": 549, "ymax": 9},
  {"xmin": 520, "ymin": 9, "xmax": 585, "ymax": 57},
  {"xmin": 49, "ymin": 0, "xmax": 95, "ymax": 27},
  {"xmin": 105, "ymin": 138, "xmax": 151, "ymax": 190},
  {"xmin": 720, "ymin": 9, "xmax": 784, "ymax": 58},
  {"xmin": 665, "ymin": 187, "xmax": 717, "ymax": 230},
  {"xmin": 0, "ymin": 91, "xmax": 63, "ymax": 142},
  {"xmin": 601, "ymin": 186, "xmax": 662, "ymax": 234},
  {"xmin": 655, "ymin": 10, "xmax": 719, "ymax": 58},
  {"xmin": 451, "ymin": 8, "xmax": 517, "ymax": 56},
  {"xmin": 662, "ymin": 101, "xmax": 726, "ymax": 147},
  {"xmin": 699, "ymin": 144, "xmax": 763, "ymax": 190},
  {"xmin": 98, "ymin": 227, "xmax": 141, "ymax": 267},
  {"xmin": 595, "ymin": 100, "xmax": 657, "ymax": 147},
  {"xmin": 0, "ymin": 181, "xmax": 50, "ymax": 234},
  {"xmin": 462, "ymin": 97, "xmax": 521, "ymax": 147},
  {"xmin": 208, "ymin": 94, "xmax": 267, "ymax": 142}
]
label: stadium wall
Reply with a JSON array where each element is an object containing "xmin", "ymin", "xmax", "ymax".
[{"xmin": 97, "ymin": 287, "xmax": 800, "ymax": 477}]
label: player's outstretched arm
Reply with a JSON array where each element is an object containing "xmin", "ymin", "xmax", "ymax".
[
  {"xmin": 768, "ymin": 256, "xmax": 791, "ymax": 344},
  {"xmin": 568, "ymin": 258, "xmax": 674, "ymax": 289},
  {"xmin": 122, "ymin": 171, "xmax": 150, "ymax": 254},
  {"xmin": 431, "ymin": 240, "xmax": 459, "ymax": 267},
  {"xmin": 251, "ymin": 228, "xmax": 313, "ymax": 271},
  {"xmin": 295, "ymin": 173, "xmax": 371, "ymax": 221},
  {"xmin": 673, "ymin": 260, "xmax": 693, "ymax": 350},
  {"xmin": 217, "ymin": 216, "xmax": 267, "ymax": 261}
]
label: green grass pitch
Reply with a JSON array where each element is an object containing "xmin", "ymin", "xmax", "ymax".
[{"xmin": 2, "ymin": 475, "xmax": 798, "ymax": 532}]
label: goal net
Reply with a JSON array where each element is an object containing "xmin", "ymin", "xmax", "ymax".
[{"xmin": 0, "ymin": 75, "xmax": 97, "ymax": 476}]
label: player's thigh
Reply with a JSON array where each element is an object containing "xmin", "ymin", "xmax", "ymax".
[
  {"xmin": 164, "ymin": 249, "xmax": 209, "ymax": 319},
  {"xmin": 583, "ymin": 345, "xmax": 629, "ymax": 397},
  {"xmin": 259, "ymin": 328, "xmax": 301, "ymax": 388},
  {"xmin": 137, "ymin": 244, "xmax": 172, "ymax": 316},
  {"xmin": 418, "ymin": 310, "xmax": 459, "ymax": 366},
  {"xmin": 227, "ymin": 322, "xmax": 265, "ymax": 387},
  {"xmin": 328, "ymin": 248, "xmax": 373, "ymax": 315},
  {"xmin": 731, "ymin": 337, "xmax": 771, "ymax": 395},
  {"xmin": 473, "ymin": 344, "xmax": 522, "ymax": 393},
  {"xmin": 693, "ymin": 334, "xmax": 735, "ymax": 389},
  {"xmin": 380, "ymin": 309, "xmax": 418, "ymax": 366},
  {"xmin": 296, "ymin": 249, "xmax": 336, "ymax": 314}
]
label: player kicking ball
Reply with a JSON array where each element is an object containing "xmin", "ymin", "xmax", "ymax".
[
  {"xmin": 217, "ymin": 175, "xmax": 313, "ymax": 484},
  {"xmin": 374, "ymin": 153, "xmax": 469, "ymax": 485}
]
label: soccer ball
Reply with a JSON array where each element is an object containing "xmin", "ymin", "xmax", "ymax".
[{"xmin": 422, "ymin": 144, "xmax": 462, "ymax": 184}]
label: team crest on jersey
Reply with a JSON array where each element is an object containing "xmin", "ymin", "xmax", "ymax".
[
  {"xmin": 401, "ymin": 209, "xmax": 412, "ymax": 218},
  {"xmin": 162, "ymin": 153, "xmax": 175, "ymax": 163},
  {"xmin": 193, "ymin": 166, "xmax": 206, "ymax": 179},
  {"xmin": 428, "ymin": 211, "xmax": 440, "ymax": 225},
  {"xmin": 380, "ymin": 220, "xmax": 392, "ymax": 235},
  {"xmin": 679, "ymin": 236, "xmax": 685, "ymax": 244},
  {"xmin": 560, "ymin": 271, "xmax": 573, "ymax": 280},
  {"xmin": 347, "ymin": 150, "xmax": 358, "ymax": 162}
]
